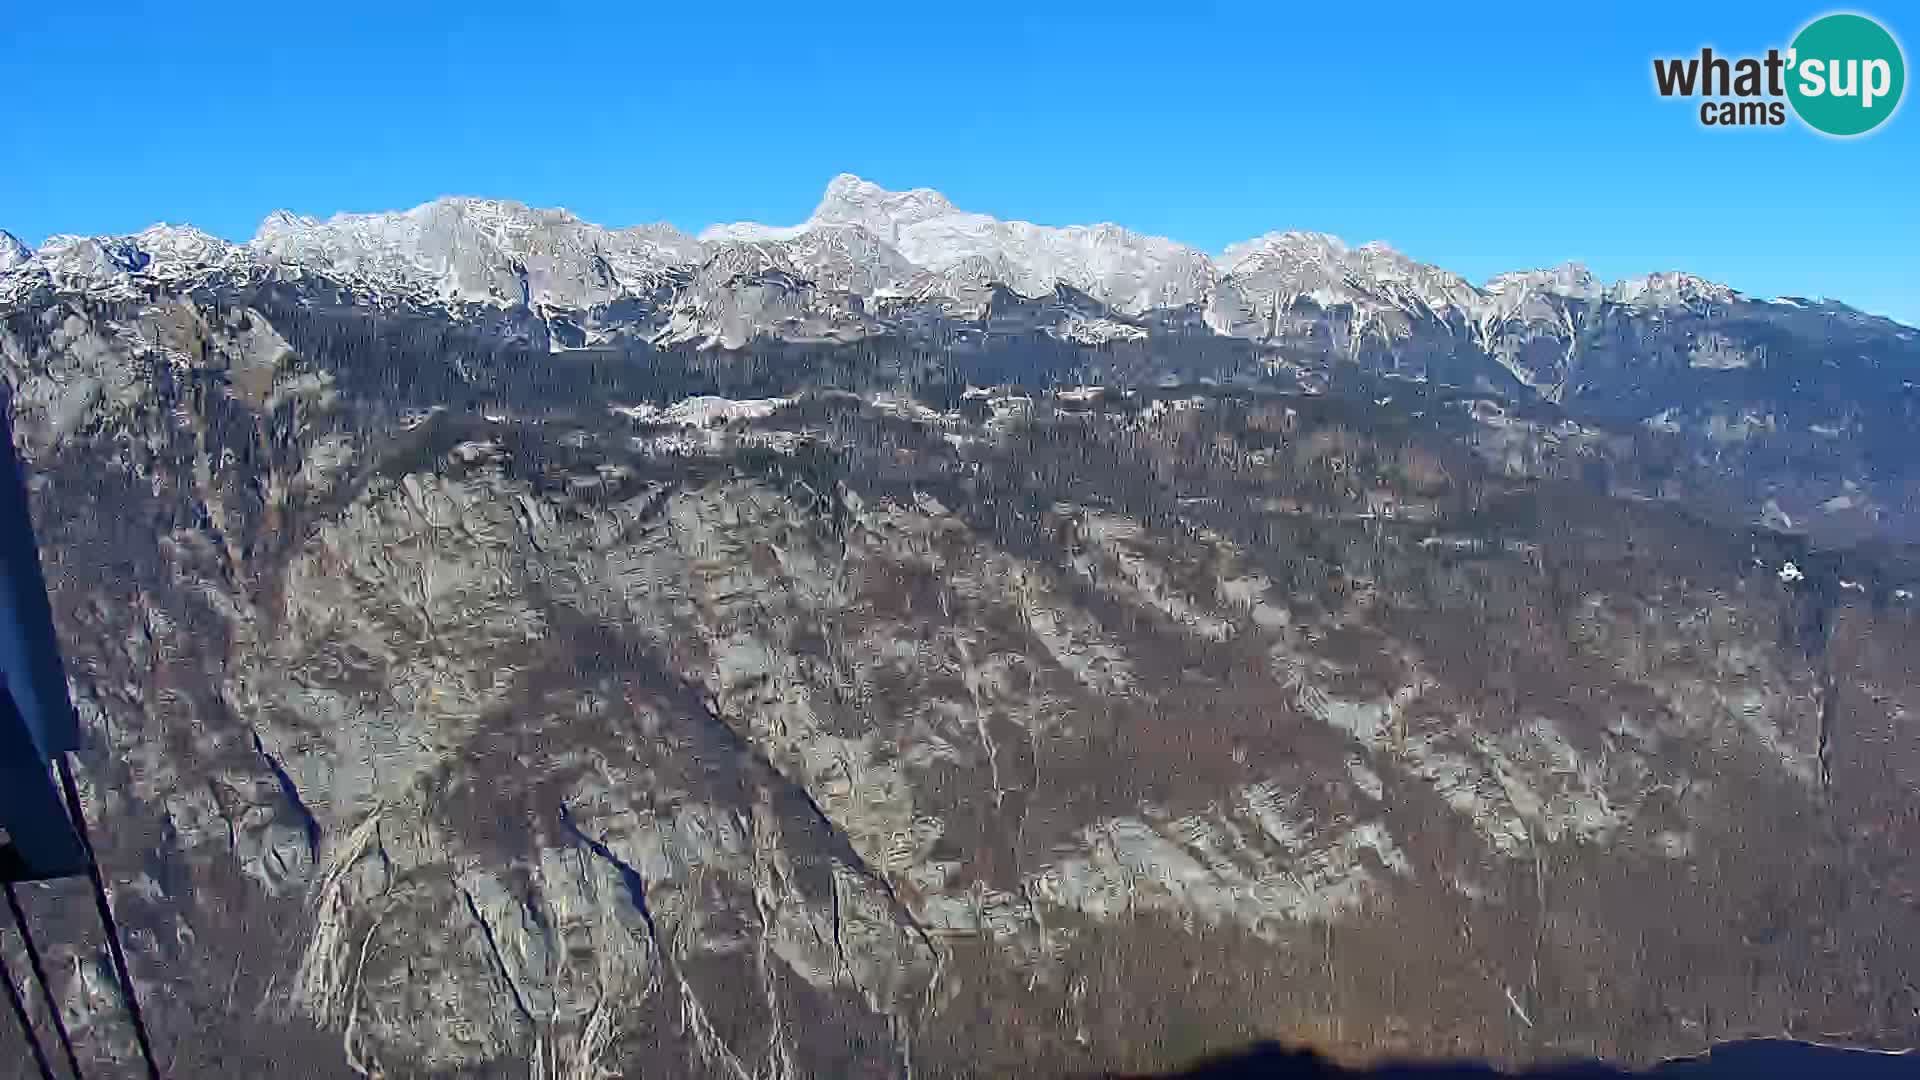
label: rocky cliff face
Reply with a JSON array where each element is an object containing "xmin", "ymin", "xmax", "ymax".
[{"xmin": 2, "ymin": 242, "xmax": 1919, "ymax": 1079}]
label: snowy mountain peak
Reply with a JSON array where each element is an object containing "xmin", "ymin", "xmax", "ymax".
[
  {"xmin": 809, "ymin": 173, "xmax": 959, "ymax": 238},
  {"xmin": 1485, "ymin": 262, "xmax": 1603, "ymax": 300},
  {"xmin": 254, "ymin": 208, "xmax": 320, "ymax": 242},
  {"xmin": 1609, "ymin": 270, "xmax": 1737, "ymax": 309},
  {"xmin": 699, "ymin": 175, "xmax": 1216, "ymax": 314},
  {"xmin": 130, "ymin": 224, "xmax": 241, "ymax": 276},
  {"xmin": 1221, "ymin": 231, "xmax": 1353, "ymax": 275},
  {"xmin": 1212, "ymin": 230, "xmax": 1486, "ymax": 320},
  {"xmin": 31, "ymin": 234, "xmax": 151, "ymax": 280},
  {"xmin": 1481, "ymin": 265, "xmax": 1742, "ymax": 311},
  {"xmin": 247, "ymin": 196, "xmax": 699, "ymax": 309},
  {"xmin": 0, "ymin": 230, "xmax": 31, "ymax": 271}
]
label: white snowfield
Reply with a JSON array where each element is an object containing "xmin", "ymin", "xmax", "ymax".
[
  {"xmin": 1, "ymin": 174, "xmax": 1770, "ymax": 333},
  {"xmin": 610, "ymin": 396, "xmax": 792, "ymax": 428}
]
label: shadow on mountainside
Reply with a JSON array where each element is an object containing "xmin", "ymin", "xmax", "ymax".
[{"xmin": 1121, "ymin": 1038, "xmax": 1914, "ymax": 1079}]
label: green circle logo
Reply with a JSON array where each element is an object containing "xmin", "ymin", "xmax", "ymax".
[{"xmin": 1787, "ymin": 13, "xmax": 1906, "ymax": 136}]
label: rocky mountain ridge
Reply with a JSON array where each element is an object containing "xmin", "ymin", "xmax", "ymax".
[{"xmin": 3, "ymin": 175, "xmax": 1884, "ymax": 339}]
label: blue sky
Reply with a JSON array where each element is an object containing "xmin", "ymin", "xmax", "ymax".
[{"xmin": 3, "ymin": 1, "xmax": 1915, "ymax": 322}]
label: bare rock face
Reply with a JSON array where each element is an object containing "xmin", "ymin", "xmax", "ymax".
[{"xmin": 3, "ymin": 280, "xmax": 1919, "ymax": 1080}]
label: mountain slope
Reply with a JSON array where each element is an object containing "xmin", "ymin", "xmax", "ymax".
[
  {"xmin": 4, "ymin": 179, "xmax": 1920, "ymax": 1077},
  {"xmin": 2, "ymin": 278, "xmax": 1919, "ymax": 1077}
]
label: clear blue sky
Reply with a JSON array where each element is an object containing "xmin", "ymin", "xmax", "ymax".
[{"xmin": 3, "ymin": 1, "xmax": 1915, "ymax": 322}]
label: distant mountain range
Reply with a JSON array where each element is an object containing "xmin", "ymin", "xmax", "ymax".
[
  {"xmin": 6, "ymin": 175, "xmax": 1917, "ymax": 544},
  {"xmin": 7, "ymin": 175, "xmax": 1897, "ymax": 344}
]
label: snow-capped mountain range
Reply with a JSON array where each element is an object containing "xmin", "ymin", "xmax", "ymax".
[
  {"xmin": 5, "ymin": 171, "xmax": 1919, "ymax": 550},
  {"xmin": 1, "ymin": 174, "xmax": 1793, "ymax": 347}
]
